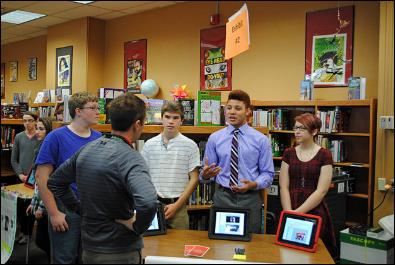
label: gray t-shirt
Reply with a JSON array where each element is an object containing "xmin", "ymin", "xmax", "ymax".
[{"xmin": 11, "ymin": 131, "xmax": 40, "ymax": 176}]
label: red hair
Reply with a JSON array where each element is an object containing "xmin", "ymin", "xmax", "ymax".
[{"xmin": 295, "ymin": 113, "xmax": 322, "ymax": 138}]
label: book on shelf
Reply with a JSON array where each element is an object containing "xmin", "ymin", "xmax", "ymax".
[
  {"xmin": 197, "ymin": 91, "xmax": 221, "ymax": 126},
  {"xmin": 97, "ymin": 88, "xmax": 126, "ymax": 124},
  {"xmin": 300, "ymin": 79, "xmax": 313, "ymax": 100},
  {"xmin": 178, "ymin": 98, "xmax": 195, "ymax": 126},
  {"xmin": 1, "ymin": 104, "xmax": 21, "ymax": 119},
  {"xmin": 348, "ymin": 77, "xmax": 366, "ymax": 100},
  {"xmin": 145, "ymin": 99, "xmax": 166, "ymax": 125}
]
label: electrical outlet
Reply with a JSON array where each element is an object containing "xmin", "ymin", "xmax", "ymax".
[
  {"xmin": 387, "ymin": 116, "xmax": 394, "ymax": 129},
  {"xmin": 380, "ymin": 116, "xmax": 387, "ymax": 129},
  {"xmin": 377, "ymin": 178, "xmax": 386, "ymax": 191}
]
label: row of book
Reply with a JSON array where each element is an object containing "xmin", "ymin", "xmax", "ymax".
[
  {"xmin": 189, "ymin": 182, "xmax": 215, "ymax": 206},
  {"xmin": 29, "ymin": 106, "xmax": 55, "ymax": 118},
  {"xmin": 317, "ymin": 136, "xmax": 346, "ymax": 162},
  {"xmin": 1, "ymin": 103, "xmax": 29, "ymax": 119},
  {"xmin": 316, "ymin": 108, "xmax": 349, "ymax": 133},
  {"xmin": 1, "ymin": 126, "xmax": 17, "ymax": 149},
  {"xmin": 252, "ymin": 109, "xmax": 290, "ymax": 130}
]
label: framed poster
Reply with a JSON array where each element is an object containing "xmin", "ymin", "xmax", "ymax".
[
  {"xmin": 305, "ymin": 6, "xmax": 354, "ymax": 87},
  {"xmin": 56, "ymin": 46, "xmax": 73, "ymax": 96},
  {"xmin": 200, "ymin": 26, "xmax": 232, "ymax": 91},
  {"xmin": 124, "ymin": 39, "xmax": 147, "ymax": 93},
  {"xmin": 28, "ymin": 57, "xmax": 37, "ymax": 81},
  {"xmin": 9, "ymin": 61, "xmax": 18, "ymax": 82},
  {"xmin": 1, "ymin": 63, "xmax": 5, "ymax": 99}
]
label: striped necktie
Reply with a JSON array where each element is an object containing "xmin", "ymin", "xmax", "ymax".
[{"xmin": 229, "ymin": 129, "xmax": 240, "ymax": 187}]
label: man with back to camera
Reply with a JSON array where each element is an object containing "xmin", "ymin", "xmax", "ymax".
[
  {"xmin": 35, "ymin": 92, "xmax": 101, "ymax": 263},
  {"xmin": 200, "ymin": 90, "xmax": 274, "ymax": 233},
  {"xmin": 141, "ymin": 101, "xmax": 200, "ymax": 229},
  {"xmin": 48, "ymin": 93, "xmax": 157, "ymax": 264}
]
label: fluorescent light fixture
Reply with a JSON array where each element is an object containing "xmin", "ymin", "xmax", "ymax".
[
  {"xmin": 73, "ymin": 1, "xmax": 94, "ymax": 4},
  {"xmin": 1, "ymin": 10, "xmax": 46, "ymax": 24}
]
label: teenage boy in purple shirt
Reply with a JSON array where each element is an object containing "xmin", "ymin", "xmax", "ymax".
[{"xmin": 201, "ymin": 90, "xmax": 274, "ymax": 233}]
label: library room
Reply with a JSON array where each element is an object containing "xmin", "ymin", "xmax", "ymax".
[{"xmin": 1, "ymin": 1, "xmax": 393, "ymax": 264}]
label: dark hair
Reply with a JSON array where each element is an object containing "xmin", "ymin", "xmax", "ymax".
[
  {"xmin": 227, "ymin": 90, "xmax": 251, "ymax": 109},
  {"xmin": 320, "ymin": 51, "xmax": 338, "ymax": 66},
  {"xmin": 295, "ymin": 113, "xmax": 322, "ymax": 140},
  {"xmin": 68, "ymin": 92, "xmax": 98, "ymax": 119},
  {"xmin": 58, "ymin": 57, "xmax": 68, "ymax": 71},
  {"xmin": 38, "ymin": 117, "xmax": 53, "ymax": 133},
  {"xmin": 161, "ymin": 101, "xmax": 184, "ymax": 120},
  {"xmin": 23, "ymin": 111, "xmax": 38, "ymax": 121},
  {"xmin": 108, "ymin": 92, "xmax": 146, "ymax": 131}
]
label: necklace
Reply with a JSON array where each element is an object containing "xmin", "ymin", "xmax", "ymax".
[{"xmin": 296, "ymin": 146, "xmax": 318, "ymax": 162}]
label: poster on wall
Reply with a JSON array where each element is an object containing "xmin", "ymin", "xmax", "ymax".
[
  {"xmin": 28, "ymin": 57, "xmax": 37, "ymax": 81},
  {"xmin": 56, "ymin": 46, "xmax": 73, "ymax": 97},
  {"xmin": 1, "ymin": 63, "xmax": 5, "ymax": 99},
  {"xmin": 305, "ymin": 6, "xmax": 354, "ymax": 87},
  {"xmin": 1, "ymin": 190, "xmax": 18, "ymax": 264},
  {"xmin": 124, "ymin": 39, "xmax": 147, "ymax": 93},
  {"xmin": 9, "ymin": 61, "xmax": 17, "ymax": 82},
  {"xmin": 200, "ymin": 26, "xmax": 232, "ymax": 91}
]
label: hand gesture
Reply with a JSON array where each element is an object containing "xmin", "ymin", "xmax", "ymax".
[
  {"xmin": 19, "ymin": 174, "xmax": 27, "ymax": 183},
  {"xmin": 230, "ymin": 179, "xmax": 257, "ymax": 193},
  {"xmin": 35, "ymin": 209, "xmax": 44, "ymax": 220},
  {"xmin": 26, "ymin": 205, "xmax": 33, "ymax": 216},
  {"xmin": 116, "ymin": 214, "xmax": 136, "ymax": 231},
  {"xmin": 201, "ymin": 157, "xmax": 221, "ymax": 179}
]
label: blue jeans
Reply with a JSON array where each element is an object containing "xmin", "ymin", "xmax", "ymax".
[{"xmin": 48, "ymin": 207, "xmax": 81, "ymax": 264}]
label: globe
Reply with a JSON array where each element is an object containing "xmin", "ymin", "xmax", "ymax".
[{"xmin": 141, "ymin": 79, "xmax": 159, "ymax": 98}]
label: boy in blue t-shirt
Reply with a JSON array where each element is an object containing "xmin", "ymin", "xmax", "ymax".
[{"xmin": 35, "ymin": 92, "xmax": 101, "ymax": 264}]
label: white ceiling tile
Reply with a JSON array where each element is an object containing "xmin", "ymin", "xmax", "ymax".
[
  {"xmin": 54, "ymin": 5, "xmax": 110, "ymax": 20},
  {"xmin": 93, "ymin": 11, "xmax": 128, "ymax": 21},
  {"xmin": 20, "ymin": 1, "xmax": 81, "ymax": 15},
  {"xmin": 25, "ymin": 15, "xmax": 67, "ymax": 28},
  {"xmin": 90, "ymin": 1, "xmax": 152, "ymax": 11}
]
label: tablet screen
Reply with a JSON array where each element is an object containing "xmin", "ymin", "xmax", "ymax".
[
  {"xmin": 147, "ymin": 212, "xmax": 159, "ymax": 231},
  {"xmin": 214, "ymin": 211, "xmax": 245, "ymax": 236},
  {"xmin": 275, "ymin": 210, "xmax": 322, "ymax": 252},
  {"xmin": 143, "ymin": 203, "xmax": 166, "ymax": 236},
  {"xmin": 281, "ymin": 216, "xmax": 314, "ymax": 246},
  {"xmin": 208, "ymin": 207, "xmax": 251, "ymax": 241},
  {"xmin": 25, "ymin": 168, "xmax": 36, "ymax": 188}
]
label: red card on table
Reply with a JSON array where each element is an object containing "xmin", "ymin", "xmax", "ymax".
[
  {"xmin": 184, "ymin": 245, "xmax": 194, "ymax": 256},
  {"xmin": 187, "ymin": 245, "xmax": 210, "ymax": 257}
]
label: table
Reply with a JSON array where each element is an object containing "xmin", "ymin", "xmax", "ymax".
[
  {"xmin": 2, "ymin": 183, "xmax": 34, "ymax": 199},
  {"xmin": 143, "ymin": 229, "xmax": 334, "ymax": 264}
]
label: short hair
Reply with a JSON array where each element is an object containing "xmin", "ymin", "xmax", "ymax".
[
  {"xmin": 108, "ymin": 93, "xmax": 146, "ymax": 131},
  {"xmin": 227, "ymin": 90, "xmax": 251, "ymax": 109},
  {"xmin": 38, "ymin": 117, "xmax": 53, "ymax": 133},
  {"xmin": 22, "ymin": 111, "xmax": 38, "ymax": 121},
  {"xmin": 295, "ymin": 113, "xmax": 322, "ymax": 140},
  {"xmin": 68, "ymin": 92, "xmax": 98, "ymax": 119},
  {"xmin": 161, "ymin": 101, "xmax": 184, "ymax": 120}
]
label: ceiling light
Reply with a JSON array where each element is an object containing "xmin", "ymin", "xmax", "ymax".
[
  {"xmin": 1, "ymin": 10, "xmax": 46, "ymax": 24},
  {"xmin": 73, "ymin": 1, "xmax": 94, "ymax": 4}
]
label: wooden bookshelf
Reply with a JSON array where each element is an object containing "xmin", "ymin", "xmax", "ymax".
[
  {"xmin": 187, "ymin": 204, "xmax": 212, "ymax": 211},
  {"xmin": 1, "ymin": 119, "xmax": 23, "ymax": 125},
  {"xmin": 253, "ymin": 99, "xmax": 377, "ymax": 227},
  {"xmin": 30, "ymin": 102, "xmax": 57, "ymax": 108},
  {"xmin": 52, "ymin": 122, "xmax": 269, "ymax": 135}
]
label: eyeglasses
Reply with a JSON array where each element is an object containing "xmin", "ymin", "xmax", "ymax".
[
  {"xmin": 23, "ymin": 119, "xmax": 35, "ymax": 123},
  {"xmin": 293, "ymin": 126, "xmax": 307, "ymax": 131},
  {"xmin": 80, "ymin": 106, "xmax": 100, "ymax": 111}
]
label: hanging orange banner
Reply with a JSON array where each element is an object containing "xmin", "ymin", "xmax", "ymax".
[{"xmin": 225, "ymin": 4, "xmax": 250, "ymax": 60}]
